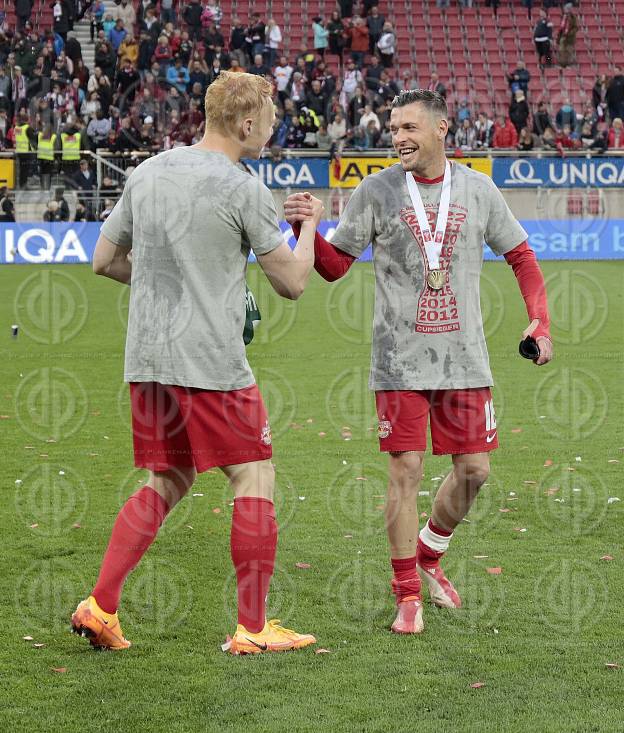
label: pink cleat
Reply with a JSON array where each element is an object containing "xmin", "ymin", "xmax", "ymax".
[
  {"xmin": 391, "ymin": 595, "xmax": 424, "ymax": 634},
  {"xmin": 417, "ymin": 562, "xmax": 462, "ymax": 609}
]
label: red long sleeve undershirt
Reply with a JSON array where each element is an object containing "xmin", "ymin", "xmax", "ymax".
[{"xmin": 291, "ymin": 224, "xmax": 550, "ymax": 340}]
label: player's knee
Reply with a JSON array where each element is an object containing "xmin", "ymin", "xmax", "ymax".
[
  {"xmin": 456, "ymin": 459, "xmax": 489, "ymax": 487},
  {"xmin": 389, "ymin": 451, "xmax": 424, "ymax": 487}
]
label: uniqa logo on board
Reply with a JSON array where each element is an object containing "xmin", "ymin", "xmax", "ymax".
[
  {"xmin": 252, "ymin": 161, "xmax": 318, "ymax": 186},
  {"xmin": 504, "ymin": 158, "xmax": 624, "ymax": 186},
  {"xmin": 2, "ymin": 228, "xmax": 89, "ymax": 263}
]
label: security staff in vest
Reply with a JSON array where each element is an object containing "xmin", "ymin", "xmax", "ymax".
[
  {"xmin": 60, "ymin": 121, "xmax": 82, "ymax": 180},
  {"xmin": 14, "ymin": 113, "xmax": 37, "ymax": 188},
  {"xmin": 37, "ymin": 124, "xmax": 58, "ymax": 190}
]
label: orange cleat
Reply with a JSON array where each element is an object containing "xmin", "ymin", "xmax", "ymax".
[
  {"xmin": 223, "ymin": 619, "xmax": 316, "ymax": 655},
  {"xmin": 71, "ymin": 595, "xmax": 131, "ymax": 650},
  {"xmin": 391, "ymin": 595, "xmax": 424, "ymax": 634},
  {"xmin": 418, "ymin": 562, "xmax": 462, "ymax": 609}
]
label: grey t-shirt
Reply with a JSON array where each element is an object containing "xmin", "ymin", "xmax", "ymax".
[
  {"xmin": 101, "ymin": 147, "xmax": 284, "ymax": 390},
  {"xmin": 331, "ymin": 162, "xmax": 528, "ymax": 391}
]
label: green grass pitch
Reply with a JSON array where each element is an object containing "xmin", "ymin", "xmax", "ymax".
[{"xmin": 0, "ymin": 261, "xmax": 622, "ymax": 732}]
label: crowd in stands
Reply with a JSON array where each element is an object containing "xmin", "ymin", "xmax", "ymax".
[{"xmin": 0, "ymin": 0, "xmax": 622, "ymax": 196}]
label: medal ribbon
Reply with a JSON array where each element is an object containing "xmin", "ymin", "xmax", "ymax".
[{"xmin": 404, "ymin": 160, "xmax": 452, "ymax": 271}]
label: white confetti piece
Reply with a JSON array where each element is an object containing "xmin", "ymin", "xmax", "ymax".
[
  {"xmin": 431, "ymin": 476, "xmax": 442, "ymax": 481},
  {"xmin": 298, "ymin": 496, "xmax": 306, "ymax": 501},
  {"xmin": 342, "ymin": 460, "xmax": 347, "ymax": 465},
  {"xmin": 575, "ymin": 456, "xmax": 582, "ymax": 462},
  {"xmin": 58, "ymin": 470, "xmax": 65, "ymax": 476},
  {"xmin": 192, "ymin": 493, "xmax": 204, "ymax": 497},
  {"xmin": 509, "ymin": 492, "xmax": 516, "ymax": 497},
  {"xmin": 418, "ymin": 491, "xmax": 430, "ymax": 497},
  {"xmin": 15, "ymin": 479, "xmax": 22, "ymax": 485},
  {"xmin": 607, "ymin": 497, "xmax": 620, "ymax": 504}
]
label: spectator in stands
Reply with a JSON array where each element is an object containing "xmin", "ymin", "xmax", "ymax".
[
  {"xmin": 342, "ymin": 58, "xmax": 363, "ymax": 98},
  {"xmin": 533, "ymin": 8, "xmax": 553, "ymax": 67},
  {"xmin": 43, "ymin": 199, "xmax": 61, "ymax": 221},
  {"xmin": 160, "ymin": 0, "xmax": 175, "ymax": 25},
  {"xmin": 166, "ymin": 57, "xmax": 190, "ymax": 92},
  {"xmin": 247, "ymin": 12, "xmax": 266, "ymax": 59},
  {"xmin": 517, "ymin": 127, "xmax": 535, "ymax": 151},
  {"xmin": 285, "ymin": 116, "xmax": 305, "ymax": 147},
  {"xmin": 607, "ymin": 117, "xmax": 624, "ymax": 149},
  {"xmin": 116, "ymin": 58, "xmax": 140, "ymax": 111},
  {"xmin": 312, "ymin": 17, "xmax": 329, "ymax": 59},
  {"xmin": 376, "ymin": 22, "xmax": 395, "ymax": 68},
  {"xmin": 455, "ymin": 118, "xmax": 477, "ymax": 150},
  {"xmin": 119, "ymin": 34, "xmax": 139, "ymax": 67},
  {"xmin": 575, "ymin": 103, "xmax": 598, "ymax": 136},
  {"xmin": 532, "ymin": 100, "xmax": 552, "ymax": 136},
  {"xmin": 87, "ymin": 108, "xmax": 110, "ymax": 147},
  {"xmin": 426, "ymin": 71, "xmax": 446, "ymax": 99},
  {"xmin": 492, "ymin": 115, "xmax": 518, "ymax": 148},
  {"xmin": 316, "ymin": 122, "xmax": 332, "ymax": 150},
  {"xmin": 152, "ymin": 35, "xmax": 172, "ymax": 75},
  {"xmin": 509, "ymin": 90, "xmax": 529, "ymax": 134},
  {"xmin": 366, "ymin": 5, "xmax": 384, "ymax": 55},
  {"xmin": 114, "ymin": 0, "xmax": 136, "ymax": 31},
  {"xmin": 606, "ymin": 69, "xmax": 624, "ymax": 122},
  {"xmin": 12, "ymin": 65, "xmax": 28, "ymax": 115},
  {"xmin": 287, "ymin": 71, "xmax": 307, "ymax": 109},
  {"xmin": 456, "ymin": 99, "xmax": 471, "ymax": 123},
  {"xmin": 206, "ymin": 1, "xmax": 223, "ymax": 28},
  {"xmin": 556, "ymin": 124, "xmax": 578, "ymax": 151},
  {"xmin": 73, "ymin": 156, "xmax": 95, "ymax": 196},
  {"xmin": 363, "ymin": 119, "xmax": 380, "ymax": 149},
  {"xmin": 328, "ymin": 109, "xmax": 347, "ymax": 144},
  {"xmin": 360, "ymin": 103, "xmax": 380, "ymax": 130},
  {"xmin": 183, "ymin": 0, "xmax": 203, "ymax": 42},
  {"xmin": 16, "ymin": 0, "xmax": 33, "ymax": 32},
  {"xmin": 364, "ymin": 54, "xmax": 383, "ymax": 90},
  {"xmin": 592, "ymin": 74, "xmax": 608, "ymax": 121},
  {"xmin": 327, "ymin": 10, "xmax": 345, "ymax": 60},
  {"xmin": 555, "ymin": 99, "xmax": 576, "ymax": 130},
  {"xmin": 265, "ymin": 19, "xmax": 282, "ymax": 67},
  {"xmin": 203, "ymin": 24, "xmax": 224, "ymax": 64},
  {"xmin": 400, "ymin": 69, "xmax": 419, "ymax": 90},
  {"xmin": 474, "ymin": 112, "xmax": 494, "ymax": 148},
  {"xmin": 306, "ymin": 79, "xmax": 329, "ymax": 119},
  {"xmin": 507, "ymin": 60, "xmax": 530, "ymax": 97},
  {"xmin": 348, "ymin": 16, "xmax": 369, "ymax": 68},
  {"xmin": 348, "ymin": 84, "xmax": 367, "ymax": 127},
  {"xmin": 541, "ymin": 127, "xmax": 557, "ymax": 150},
  {"xmin": 274, "ymin": 56, "xmax": 293, "ymax": 103},
  {"xmin": 248, "ymin": 53, "xmax": 270, "ymax": 77},
  {"xmin": 339, "ymin": 0, "xmax": 354, "ymax": 17},
  {"xmin": 590, "ymin": 121, "xmax": 609, "ymax": 152},
  {"xmin": 52, "ymin": 0, "xmax": 73, "ymax": 43},
  {"xmin": 109, "ymin": 20, "xmax": 128, "ymax": 54},
  {"xmin": 0, "ymin": 186, "xmax": 15, "ymax": 221},
  {"xmin": 229, "ymin": 17, "xmax": 247, "ymax": 67},
  {"xmin": 557, "ymin": 3, "xmax": 577, "ymax": 68}
]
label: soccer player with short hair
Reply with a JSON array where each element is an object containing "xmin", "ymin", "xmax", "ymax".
[
  {"xmin": 72, "ymin": 72, "xmax": 323, "ymax": 654},
  {"xmin": 285, "ymin": 90, "xmax": 553, "ymax": 634}
]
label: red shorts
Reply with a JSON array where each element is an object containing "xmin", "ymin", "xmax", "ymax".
[
  {"xmin": 375, "ymin": 388, "xmax": 498, "ymax": 455},
  {"xmin": 129, "ymin": 382, "xmax": 273, "ymax": 472}
]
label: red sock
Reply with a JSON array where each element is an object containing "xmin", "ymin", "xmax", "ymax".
[
  {"xmin": 391, "ymin": 556, "xmax": 421, "ymax": 602},
  {"xmin": 417, "ymin": 519, "xmax": 453, "ymax": 568},
  {"xmin": 230, "ymin": 497, "xmax": 277, "ymax": 634},
  {"xmin": 92, "ymin": 486, "xmax": 170, "ymax": 614}
]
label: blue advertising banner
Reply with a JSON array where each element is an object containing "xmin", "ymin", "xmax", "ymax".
[
  {"xmin": 493, "ymin": 157, "xmax": 624, "ymax": 188},
  {"xmin": 2, "ymin": 219, "xmax": 624, "ymax": 264},
  {"xmin": 242, "ymin": 157, "xmax": 329, "ymax": 188}
]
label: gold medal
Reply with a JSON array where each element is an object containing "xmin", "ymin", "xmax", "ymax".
[{"xmin": 427, "ymin": 269, "xmax": 445, "ymax": 290}]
